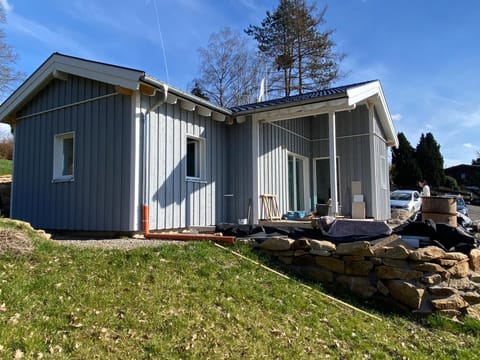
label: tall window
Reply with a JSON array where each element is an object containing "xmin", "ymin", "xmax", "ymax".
[
  {"xmin": 186, "ymin": 136, "xmax": 205, "ymax": 180},
  {"xmin": 288, "ymin": 154, "xmax": 305, "ymax": 211},
  {"xmin": 53, "ymin": 132, "xmax": 75, "ymax": 181}
]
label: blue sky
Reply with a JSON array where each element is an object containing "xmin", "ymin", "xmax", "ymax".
[{"xmin": 2, "ymin": 0, "xmax": 480, "ymax": 167}]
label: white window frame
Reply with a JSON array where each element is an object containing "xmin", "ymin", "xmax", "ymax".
[
  {"xmin": 186, "ymin": 135, "xmax": 206, "ymax": 181},
  {"xmin": 287, "ymin": 152, "xmax": 310, "ymax": 211},
  {"xmin": 53, "ymin": 132, "xmax": 75, "ymax": 182},
  {"xmin": 380, "ymin": 155, "xmax": 387, "ymax": 190}
]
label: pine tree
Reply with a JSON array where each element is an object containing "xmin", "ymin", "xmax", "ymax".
[
  {"xmin": 415, "ymin": 133, "xmax": 445, "ymax": 188},
  {"xmin": 391, "ymin": 133, "xmax": 422, "ymax": 188},
  {"xmin": 245, "ymin": 0, "xmax": 344, "ymax": 97}
]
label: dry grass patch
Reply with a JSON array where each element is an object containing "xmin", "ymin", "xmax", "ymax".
[{"xmin": 0, "ymin": 228, "xmax": 34, "ymax": 256}]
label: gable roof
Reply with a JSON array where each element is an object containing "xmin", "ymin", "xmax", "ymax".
[
  {"xmin": 0, "ymin": 53, "xmax": 230, "ymax": 124},
  {"xmin": 231, "ymin": 80, "xmax": 398, "ymax": 147},
  {"xmin": 0, "ymin": 53, "xmax": 397, "ymax": 147}
]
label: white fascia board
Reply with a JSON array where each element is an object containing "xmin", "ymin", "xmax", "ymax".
[
  {"xmin": 347, "ymin": 81, "xmax": 399, "ymax": 148},
  {"xmin": 0, "ymin": 53, "xmax": 144, "ymax": 121},
  {"xmin": 254, "ymin": 97, "xmax": 351, "ymax": 123}
]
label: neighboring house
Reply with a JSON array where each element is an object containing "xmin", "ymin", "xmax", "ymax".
[
  {"xmin": 0, "ymin": 53, "xmax": 398, "ymax": 232},
  {"xmin": 445, "ymin": 164, "xmax": 480, "ymax": 188}
]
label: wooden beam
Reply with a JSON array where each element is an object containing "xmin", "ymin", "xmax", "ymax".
[
  {"xmin": 197, "ymin": 106, "xmax": 212, "ymax": 117},
  {"xmin": 212, "ymin": 112, "xmax": 226, "ymax": 122},
  {"xmin": 166, "ymin": 93, "xmax": 177, "ymax": 104},
  {"xmin": 115, "ymin": 85, "xmax": 134, "ymax": 96},
  {"xmin": 139, "ymin": 83, "xmax": 156, "ymax": 96},
  {"xmin": 180, "ymin": 99, "xmax": 196, "ymax": 112}
]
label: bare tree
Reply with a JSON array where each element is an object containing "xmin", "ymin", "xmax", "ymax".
[
  {"xmin": 192, "ymin": 27, "xmax": 262, "ymax": 108},
  {"xmin": 246, "ymin": 0, "xmax": 344, "ymax": 97},
  {"xmin": 0, "ymin": 6, "xmax": 24, "ymax": 100}
]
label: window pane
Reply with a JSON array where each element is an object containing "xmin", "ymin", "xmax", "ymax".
[
  {"xmin": 187, "ymin": 140, "xmax": 197, "ymax": 177},
  {"xmin": 62, "ymin": 137, "xmax": 74, "ymax": 176}
]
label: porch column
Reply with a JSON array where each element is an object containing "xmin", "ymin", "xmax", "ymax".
[{"xmin": 328, "ymin": 111, "xmax": 339, "ymax": 215}]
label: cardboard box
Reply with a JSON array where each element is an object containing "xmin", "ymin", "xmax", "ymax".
[
  {"xmin": 422, "ymin": 212, "xmax": 457, "ymax": 227},
  {"xmin": 352, "ymin": 181, "xmax": 362, "ymax": 195},
  {"xmin": 352, "ymin": 202, "xmax": 365, "ymax": 219}
]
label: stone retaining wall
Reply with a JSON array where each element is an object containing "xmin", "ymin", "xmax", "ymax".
[{"xmin": 253, "ymin": 235, "xmax": 480, "ymax": 319}]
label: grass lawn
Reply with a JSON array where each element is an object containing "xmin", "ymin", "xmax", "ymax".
[
  {"xmin": 0, "ymin": 159, "xmax": 12, "ymax": 175},
  {"xmin": 0, "ymin": 219, "xmax": 479, "ymax": 359}
]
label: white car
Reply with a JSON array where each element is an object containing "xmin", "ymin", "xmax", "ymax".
[{"xmin": 390, "ymin": 190, "xmax": 422, "ymax": 212}]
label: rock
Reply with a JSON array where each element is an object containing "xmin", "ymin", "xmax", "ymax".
[
  {"xmin": 342, "ymin": 255, "xmax": 364, "ymax": 262},
  {"xmin": 292, "ymin": 255, "xmax": 316, "ymax": 266},
  {"xmin": 428, "ymin": 286, "xmax": 457, "ymax": 297},
  {"xmin": 259, "ymin": 237, "xmax": 294, "ymax": 251},
  {"xmin": 294, "ymin": 250, "xmax": 308, "ymax": 257},
  {"xmin": 409, "ymin": 246, "xmax": 446, "ymax": 261},
  {"xmin": 336, "ymin": 275, "xmax": 377, "ymax": 298},
  {"xmin": 462, "ymin": 291, "xmax": 480, "ymax": 304},
  {"xmin": 373, "ymin": 245, "xmax": 410, "ymax": 259},
  {"xmin": 445, "ymin": 277, "xmax": 479, "ymax": 291},
  {"xmin": 336, "ymin": 241, "xmax": 373, "ymax": 256},
  {"xmin": 471, "ymin": 272, "xmax": 480, "ymax": 283},
  {"xmin": 370, "ymin": 234, "xmax": 403, "ymax": 249},
  {"xmin": 273, "ymin": 251, "xmax": 295, "ymax": 256},
  {"xmin": 376, "ymin": 266, "xmax": 423, "ymax": 280},
  {"xmin": 430, "ymin": 295, "xmax": 468, "ymax": 310},
  {"xmin": 421, "ymin": 274, "xmax": 443, "ymax": 286},
  {"xmin": 310, "ymin": 249, "xmax": 331, "ymax": 256},
  {"xmin": 370, "ymin": 257, "xmax": 383, "ymax": 266},
  {"xmin": 345, "ymin": 261, "xmax": 373, "ymax": 276},
  {"xmin": 470, "ymin": 249, "xmax": 480, "ymax": 272},
  {"xmin": 438, "ymin": 309, "xmax": 462, "ymax": 319},
  {"xmin": 465, "ymin": 304, "xmax": 480, "ymax": 320},
  {"xmin": 436, "ymin": 259, "xmax": 459, "ymax": 267},
  {"xmin": 278, "ymin": 256, "xmax": 293, "ymax": 265},
  {"xmin": 292, "ymin": 238, "xmax": 311, "ymax": 251},
  {"xmin": 315, "ymin": 257, "xmax": 345, "ymax": 274},
  {"xmin": 443, "ymin": 252, "xmax": 468, "ymax": 261},
  {"xmin": 382, "ymin": 259, "xmax": 408, "ymax": 268},
  {"xmin": 309, "ymin": 240, "xmax": 336, "ymax": 252},
  {"xmin": 448, "ymin": 260, "xmax": 470, "ymax": 278},
  {"xmin": 303, "ymin": 267, "xmax": 334, "ymax": 283},
  {"xmin": 377, "ymin": 280, "xmax": 390, "ymax": 296},
  {"xmin": 387, "ymin": 280, "xmax": 425, "ymax": 309},
  {"xmin": 411, "ymin": 262, "xmax": 446, "ymax": 273}
]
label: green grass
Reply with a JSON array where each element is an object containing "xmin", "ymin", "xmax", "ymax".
[
  {"xmin": 0, "ymin": 219, "xmax": 479, "ymax": 359},
  {"xmin": 0, "ymin": 159, "xmax": 12, "ymax": 175}
]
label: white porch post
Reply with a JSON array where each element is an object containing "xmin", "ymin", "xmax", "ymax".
[
  {"xmin": 251, "ymin": 117, "xmax": 260, "ymax": 223},
  {"xmin": 328, "ymin": 111, "xmax": 339, "ymax": 215}
]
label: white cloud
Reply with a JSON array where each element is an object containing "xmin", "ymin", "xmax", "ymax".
[
  {"xmin": 463, "ymin": 143, "xmax": 474, "ymax": 149},
  {"xmin": 8, "ymin": 12, "xmax": 94, "ymax": 59},
  {"xmin": 391, "ymin": 113, "xmax": 402, "ymax": 121},
  {"xmin": 425, "ymin": 123, "xmax": 433, "ymax": 130},
  {"xmin": 0, "ymin": 0, "xmax": 12, "ymax": 12}
]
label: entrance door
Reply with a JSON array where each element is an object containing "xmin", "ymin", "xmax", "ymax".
[
  {"xmin": 314, "ymin": 158, "xmax": 340, "ymax": 205},
  {"xmin": 288, "ymin": 154, "xmax": 306, "ymax": 211}
]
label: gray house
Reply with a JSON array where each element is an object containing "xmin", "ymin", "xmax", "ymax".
[{"xmin": 0, "ymin": 53, "xmax": 398, "ymax": 232}]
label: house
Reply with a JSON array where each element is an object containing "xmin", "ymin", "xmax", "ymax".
[
  {"xmin": 445, "ymin": 164, "xmax": 480, "ymax": 189},
  {"xmin": 0, "ymin": 53, "xmax": 398, "ymax": 233}
]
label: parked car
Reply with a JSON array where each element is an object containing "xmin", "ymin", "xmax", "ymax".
[
  {"xmin": 390, "ymin": 190, "xmax": 422, "ymax": 212},
  {"xmin": 444, "ymin": 195, "xmax": 469, "ymax": 217}
]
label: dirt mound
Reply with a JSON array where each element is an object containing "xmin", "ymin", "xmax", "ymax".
[{"xmin": 0, "ymin": 228, "xmax": 34, "ymax": 256}]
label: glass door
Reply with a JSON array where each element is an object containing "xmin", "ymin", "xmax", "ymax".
[{"xmin": 288, "ymin": 154, "xmax": 305, "ymax": 211}]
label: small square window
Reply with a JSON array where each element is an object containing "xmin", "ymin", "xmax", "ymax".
[
  {"xmin": 186, "ymin": 136, "xmax": 205, "ymax": 180},
  {"xmin": 53, "ymin": 132, "xmax": 75, "ymax": 182}
]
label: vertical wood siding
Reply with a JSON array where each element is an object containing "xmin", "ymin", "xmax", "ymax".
[
  {"xmin": 145, "ymin": 95, "xmax": 227, "ymax": 229},
  {"xmin": 12, "ymin": 76, "xmax": 133, "ymax": 231},
  {"xmin": 256, "ymin": 105, "xmax": 377, "ymax": 218}
]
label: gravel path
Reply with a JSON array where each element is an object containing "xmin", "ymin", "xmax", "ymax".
[{"xmin": 53, "ymin": 236, "xmax": 186, "ymax": 250}]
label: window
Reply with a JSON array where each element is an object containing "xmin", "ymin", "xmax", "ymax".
[
  {"xmin": 53, "ymin": 132, "xmax": 74, "ymax": 182},
  {"xmin": 186, "ymin": 136, "xmax": 205, "ymax": 180}
]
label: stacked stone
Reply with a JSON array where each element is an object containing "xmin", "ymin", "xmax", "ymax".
[{"xmin": 255, "ymin": 235, "xmax": 480, "ymax": 319}]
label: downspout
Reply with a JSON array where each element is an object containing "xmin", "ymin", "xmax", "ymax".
[{"xmin": 141, "ymin": 84, "xmax": 235, "ymax": 243}]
